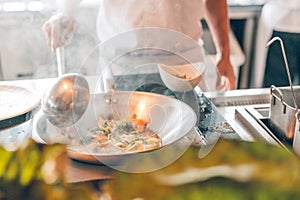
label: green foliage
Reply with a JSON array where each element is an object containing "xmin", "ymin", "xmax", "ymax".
[
  {"xmin": 2, "ymin": 137, "xmax": 300, "ymax": 200},
  {"xmin": 0, "ymin": 139, "xmax": 96, "ymax": 200},
  {"xmin": 108, "ymin": 139, "xmax": 300, "ymax": 200}
]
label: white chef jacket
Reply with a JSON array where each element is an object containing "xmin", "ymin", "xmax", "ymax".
[
  {"xmin": 93, "ymin": 0, "xmax": 222, "ymax": 93},
  {"xmin": 96, "ymin": 0, "xmax": 205, "ymax": 43},
  {"xmin": 253, "ymin": 0, "xmax": 300, "ymax": 88}
]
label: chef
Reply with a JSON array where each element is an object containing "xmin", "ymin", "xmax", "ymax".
[
  {"xmin": 254, "ymin": 0, "xmax": 300, "ymax": 88},
  {"xmin": 42, "ymin": 0, "xmax": 235, "ymax": 91}
]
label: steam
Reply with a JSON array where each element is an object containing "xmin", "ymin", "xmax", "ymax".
[{"xmin": 0, "ymin": 0, "xmax": 100, "ymax": 81}]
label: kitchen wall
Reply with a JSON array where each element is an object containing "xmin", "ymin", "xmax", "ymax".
[
  {"xmin": 0, "ymin": 12, "xmax": 52, "ymax": 80},
  {"xmin": 0, "ymin": 0, "xmax": 100, "ymax": 81}
]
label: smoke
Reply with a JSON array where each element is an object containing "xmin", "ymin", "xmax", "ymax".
[{"xmin": 0, "ymin": 0, "xmax": 100, "ymax": 81}]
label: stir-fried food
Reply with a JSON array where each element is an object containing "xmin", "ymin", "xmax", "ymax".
[{"xmin": 86, "ymin": 114, "xmax": 162, "ymax": 153}]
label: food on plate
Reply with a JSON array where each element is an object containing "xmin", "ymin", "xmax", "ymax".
[{"xmin": 83, "ymin": 114, "xmax": 162, "ymax": 153}]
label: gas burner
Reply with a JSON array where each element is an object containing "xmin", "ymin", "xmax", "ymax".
[
  {"xmin": 197, "ymin": 93, "xmax": 212, "ymax": 114},
  {"xmin": 196, "ymin": 92, "xmax": 240, "ymax": 140}
]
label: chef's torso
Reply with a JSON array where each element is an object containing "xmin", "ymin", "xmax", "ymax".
[
  {"xmin": 96, "ymin": 0, "xmax": 205, "ymax": 42},
  {"xmin": 95, "ymin": 0, "xmax": 207, "ymax": 92}
]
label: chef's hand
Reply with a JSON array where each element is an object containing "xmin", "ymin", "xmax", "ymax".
[
  {"xmin": 42, "ymin": 13, "xmax": 76, "ymax": 53},
  {"xmin": 215, "ymin": 56, "xmax": 236, "ymax": 90}
]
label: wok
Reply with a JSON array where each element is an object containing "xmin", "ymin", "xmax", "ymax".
[{"xmin": 33, "ymin": 91, "xmax": 197, "ymax": 173}]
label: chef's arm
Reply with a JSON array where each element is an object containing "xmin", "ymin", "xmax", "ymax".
[
  {"xmin": 204, "ymin": 0, "xmax": 236, "ymax": 90},
  {"xmin": 42, "ymin": 0, "xmax": 81, "ymax": 52}
]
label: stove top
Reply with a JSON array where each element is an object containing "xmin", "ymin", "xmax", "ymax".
[
  {"xmin": 235, "ymin": 105, "xmax": 293, "ymax": 153},
  {"xmin": 196, "ymin": 91, "xmax": 240, "ymax": 141}
]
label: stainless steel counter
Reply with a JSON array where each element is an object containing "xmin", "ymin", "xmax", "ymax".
[
  {"xmin": 204, "ymin": 88, "xmax": 272, "ymax": 142},
  {"xmin": 204, "ymin": 87, "xmax": 295, "ymax": 153}
]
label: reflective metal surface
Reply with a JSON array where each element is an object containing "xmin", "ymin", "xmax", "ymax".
[
  {"xmin": 42, "ymin": 73, "xmax": 90, "ymax": 128},
  {"xmin": 0, "ymin": 85, "xmax": 39, "ymax": 129},
  {"xmin": 235, "ymin": 105, "xmax": 293, "ymax": 153}
]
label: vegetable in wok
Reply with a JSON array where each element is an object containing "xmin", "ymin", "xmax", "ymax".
[{"xmin": 86, "ymin": 115, "xmax": 162, "ymax": 153}]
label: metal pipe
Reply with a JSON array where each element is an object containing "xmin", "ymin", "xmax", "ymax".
[{"xmin": 266, "ymin": 36, "xmax": 298, "ymax": 110}]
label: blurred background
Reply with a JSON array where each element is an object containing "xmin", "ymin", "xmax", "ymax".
[{"xmin": 0, "ymin": 0, "xmax": 279, "ymax": 89}]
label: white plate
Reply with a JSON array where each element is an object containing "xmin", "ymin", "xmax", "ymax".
[
  {"xmin": 0, "ymin": 85, "xmax": 40, "ymax": 121},
  {"xmin": 158, "ymin": 63, "xmax": 206, "ymax": 92}
]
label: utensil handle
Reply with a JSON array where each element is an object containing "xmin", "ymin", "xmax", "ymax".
[
  {"xmin": 56, "ymin": 47, "xmax": 65, "ymax": 77},
  {"xmin": 270, "ymin": 85, "xmax": 284, "ymax": 103}
]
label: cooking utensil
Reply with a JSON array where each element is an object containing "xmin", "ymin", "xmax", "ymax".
[
  {"xmin": 269, "ymin": 85, "xmax": 300, "ymax": 138},
  {"xmin": 158, "ymin": 62, "xmax": 206, "ymax": 92},
  {"xmin": 56, "ymin": 46, "xmax": 65, "ymax": 76},
  {"xmin": 266, "ymin": 37, "xmax": 300, "ymax": 139},
  {"xmin": 41, "ymin": 47, "xmax": 90, "ymax": 128},
  {"xmin": 35, "ymin": 91, "xmax": 198, "ymax": 172}
]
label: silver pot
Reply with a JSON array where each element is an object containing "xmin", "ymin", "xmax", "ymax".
[
  {"xmin": 265, "ymin": 37, "xmax": 300, "ymax": 156},
  {"xmin": 269, "ymin": 85, "xmax": 300, "ymax": 139}
]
